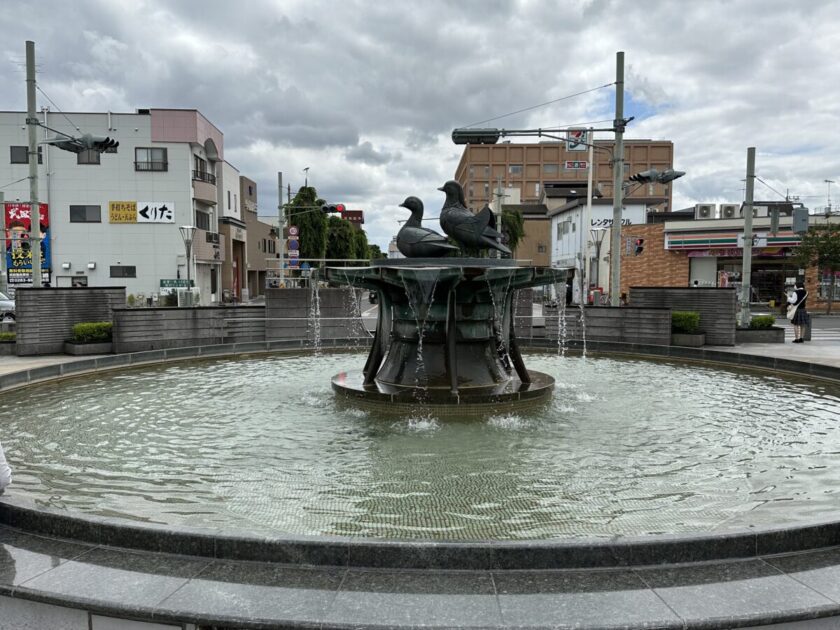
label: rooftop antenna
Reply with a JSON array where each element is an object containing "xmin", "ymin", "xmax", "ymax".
[{"xmin": 825, "ymin": 179, "xmax": 835, "ymax": 216}]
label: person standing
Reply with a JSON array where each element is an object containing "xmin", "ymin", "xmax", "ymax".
[
  {"xmin": 0, "ymin": 440, "xmax": 11, "ymax": 495},
  {"xmin": 787, "ymin": 281, "xmax": 809, "ymax": 343}
]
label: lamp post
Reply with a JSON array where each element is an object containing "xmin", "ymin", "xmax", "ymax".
[{"xmin": 179, "ymin": 225, "xmax": 196, "ymax": 305}]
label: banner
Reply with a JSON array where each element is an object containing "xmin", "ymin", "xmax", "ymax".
[{"xmin": 4, "ymin": 202, "xmax": 51, "ymax": 285}]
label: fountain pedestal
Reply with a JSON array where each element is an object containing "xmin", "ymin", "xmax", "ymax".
[{"xmin": 326, "ymin": 259, "xmax": 563, "ymax": 411}]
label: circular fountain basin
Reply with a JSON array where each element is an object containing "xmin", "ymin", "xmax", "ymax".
[{"xmin": 3, "ymin": 349, "xmax": 840, "ymax": 542}]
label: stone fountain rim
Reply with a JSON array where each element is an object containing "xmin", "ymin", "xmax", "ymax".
[{"xmin": 1, "ymin": 339, "xmax": 839, "ymax": 570}]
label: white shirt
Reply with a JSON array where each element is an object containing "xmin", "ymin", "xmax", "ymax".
[{"xmin": 0, "ymin": 440, "xmax": 11, "ymax": 493}]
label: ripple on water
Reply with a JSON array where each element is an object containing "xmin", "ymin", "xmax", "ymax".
[{"xmin": 2, "ymin": 351, "xmax": 840, "ymax": 540}]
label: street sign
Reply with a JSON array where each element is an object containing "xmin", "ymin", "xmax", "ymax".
[
  {"xmin": 288, "ymin": 249, "xmax": 299, "ymax": 258},
  {"xmin": 566, "ymin": 128, "xmax": 587, "ymax": 152},
  {"xmin": 288, "ymin": 258, "xmax": 300, "ymax": 268},
  {"xmin": 288, "ymin": 226, "xmax": 299, "ymax": 236},
  {"xmin": 288, "ymin": 238, "xmax": 299, "ymax": 250},
  {"xmin": 300, "ymin": 262, "xmax": 311, "ymax": 270},
  {"xmin": 564, "ymin": 160, "xmax": 588, "ymax": 170}
]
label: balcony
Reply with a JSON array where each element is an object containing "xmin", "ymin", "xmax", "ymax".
[
  {"xmin": 192, "ymin": 170, "xmax": 216, "ymax": 185},
  {"xmin": 134, "ymin": 161, "xmax": 168, "ymax": 172}
]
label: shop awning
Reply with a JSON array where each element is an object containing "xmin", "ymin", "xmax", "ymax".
[{"xmin": 665, "ymin": 230, "xmax": 801, "ymax": 250}]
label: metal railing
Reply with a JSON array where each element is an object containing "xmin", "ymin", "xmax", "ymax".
[
  {"xmin": 134, "ymin": 161, "xmax": 168, "ymax": 172},
  {"xmin": 192, "ymin": 170, "xmax": 216, "ymax": 185}
]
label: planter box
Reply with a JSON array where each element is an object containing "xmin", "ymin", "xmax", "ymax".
[
  {"xmin": 671, "ymin": 332, "xmax": 706, "ymax": 347},
  {"xmin": 0, "ymin": 342, "xmax": 15, "ymax": 355},
  {"xmin": 64, "ymin": 341, "xmax": 113, "ymax": 355},
  {"xmin": 735, "ymin": 327, "xmax": 785, "ymax": 344}
]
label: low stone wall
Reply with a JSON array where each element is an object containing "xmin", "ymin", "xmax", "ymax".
[
  {"xmin": 112, "ymin": 306, "xmax": 266, "ymax": 353},
  {"xmin": 265, "ymin": 287, "xmax": 371, "ymax": 341},
  {"xmin": 629, "ymin": 287, "xmax": 737, "ymax": 346},
  {"xmin": 544, "ymin": 306, "xmax": 672, "ymax": 345},
  {"xmin": 15, "ymin": 287, "xmax": 126, "ymax": 356}
]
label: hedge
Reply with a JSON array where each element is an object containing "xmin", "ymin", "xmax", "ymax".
[
  {"xmin": 671, "ymin": 311, "xmax": 701, "ymax": 334},
  {"xmin": 749, "ymin": 315, "xmax": 776, "ymax": 330},
  {"xmin": 70, "ymin": 322, "xmax": 112, "ymax": 344}
]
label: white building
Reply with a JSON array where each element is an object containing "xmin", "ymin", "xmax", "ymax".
[
  {"xmin": 544, "ymin": 182, "xmax": 663, "ymax": 300},
  {"xmin": 0, "ymin": 108, "xmax": 228, "ymax": 304}
]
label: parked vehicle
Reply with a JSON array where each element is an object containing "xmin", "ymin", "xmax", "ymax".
[{"xmin": 0, "ymin": 292, "xmax": 14, "ymax": 322}]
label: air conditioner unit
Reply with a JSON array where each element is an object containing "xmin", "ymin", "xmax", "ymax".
[
  {"xmin": 740, "ymin": 205, "xmax": 769, "ymax": 218},
  {"xmin": 694, "ymin": 204, "xmax": 716, "ymax": 219},
  {"xmin": 720, "ymin": 203, "xmax": 739, "ymax": 219}
]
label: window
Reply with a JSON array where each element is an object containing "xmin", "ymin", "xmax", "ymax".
[
  {"xmin": 483, "ymin": 183, "xmax": 489, "ymax": 195},
  {"xmin": 69, "ymin": 205, "xmax": 101, "ymax": 223},
  {"xmin": 195, "ymin": 211, "xmax": 210, "ymax": 231},
  {"xmin": 110, "ymin": 265, "xmax": 136, "ymax": 278},
  {"xmin": 534, "ymin": 182, "xmax": 541, "ymax": 196},
  {"xmin": 77, "ymin": 149, "xmax": 100, "ymax": 165},
  {"xmin": 194, "ymin": 155, "xmax": 207, "ymax": 173},
  {"xmin": 10, "ymin": 146, "xmax": 42, "ymax": 164},
  {"xmin": 543, "ymin": 164, "xmax": 559, "ymax": 175},
  {"xmin": 469, "ymin": 166, "xmax": 474, "ymax": 178},
  {"xmin": 227, "ymin": 190, "xmax": 231, "ymax": 210},
  {"xmin": 135, "ymin": 147, "xmax": 168, "ymax": 171},
  {"xmin": 484, "ymin": 166, "xmax": 490, "ymax": 177},
  {"xmin": 248, "ymin": 185, "xmax": 253, "ymax": 196},
  {"xmin": 537, "ymin": 244, "xmax": 547, "ymax": 253},
  {"xmin": 509, "ymin": 164, "xmax": 523, "ymax": 176},
  {"xmin": 234, "ymin": 194, "xmax": 237, "ymax": 210}
]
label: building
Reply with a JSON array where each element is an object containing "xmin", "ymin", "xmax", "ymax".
[
  {"xmin": 0, "ymin": 108, "xmax": 276, "ymax": 304},
  {"xmin": 454, "ymin": 139, "xmax": 676, "ymax": 211},
  {"xmin": 242, "ymin": 176, "xmax": 278, "ymax": 298},
  {"xmin": 620, "ymin": 203, "xmax": 838, "ymax": 310}
]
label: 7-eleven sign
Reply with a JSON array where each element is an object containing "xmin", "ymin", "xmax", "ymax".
[{"xmin": 566, "ymin": 128, "xmax": 588, "ymax": 152}]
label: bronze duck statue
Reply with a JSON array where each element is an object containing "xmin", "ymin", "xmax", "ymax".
[
  {"xmin": 438, "ymin": 180, "xmax": 511, "ymax": 255},
  {"xmin": 396, "ymin": 196, "xmax": 459, "ymax": 258}
]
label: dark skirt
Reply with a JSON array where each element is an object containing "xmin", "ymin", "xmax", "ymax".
[{"xmin": 791, "ymin": 307, "xmax": 808, "ymax": 325}]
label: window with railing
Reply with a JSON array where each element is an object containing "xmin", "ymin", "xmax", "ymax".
[
  {"xmin": 134, "ymin": 147, "xmax": 168, "ymax": 172},
  {"xmin": 192, "ymin": 170, "xmax": 216, "ymax": 184}
]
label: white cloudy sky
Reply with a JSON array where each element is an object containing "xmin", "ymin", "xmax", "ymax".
[{"xmin": 1, "ymin": 0, "xmax": 839, "ymax": 248}]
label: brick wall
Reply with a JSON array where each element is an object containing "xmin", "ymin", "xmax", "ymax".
[{"xmin": 619, "ymin": 224, "xmax": 689, "ymax": 297}]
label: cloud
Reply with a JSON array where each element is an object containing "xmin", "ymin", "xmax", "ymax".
[{"xmin": 1, "ymin": 0, "xmax": 839, "ymax": 247}]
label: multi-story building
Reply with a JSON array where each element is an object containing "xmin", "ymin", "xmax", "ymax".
[
  {"xmin": 0, "ymin": 108, "xmax": 278, "ymax": 304},
  {"xmin": 242, "ymin": 176, "xmax": 279, "ymax": 298},
  {"xmin": 454, "ymin": 139, "xmax": 676, "ymax": 211}
]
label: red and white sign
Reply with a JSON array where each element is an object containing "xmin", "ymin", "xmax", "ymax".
[
  {"xmin": 564, "ymin": 160, "xmax": 588, "ymax": 170},
  {"xmin": 288, "ymin": 226, "xmax": 299, "ymax": 236},
  {"xmin": 566, "ymin": 128, "xmax": 588, "ymax": 152}
]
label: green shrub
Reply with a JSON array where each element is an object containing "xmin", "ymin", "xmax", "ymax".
[
  {"xmin": 671, "ymin": 311, "xmax": 701, "ymax": 334},
  {"xmin": 749, "ymin": 315, "xmax": 776, "ymax": 330},
  {"xmin": 0, "ymin": 332, "xmax": 15, "ymax": 342},
  {"xmin": 161, "ymin": 293, "xmax": 178, "ymax": 307},
  {"xmin": 127, "ymin": 294, "xmax": 136, "ymax": 307},
  {"xmin": 71, "ymin": 322, "xmax": 112, "ymax": 344}
]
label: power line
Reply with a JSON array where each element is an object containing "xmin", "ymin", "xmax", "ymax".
[
  {"xmin": 463, "ymin": 82, "xmax": 615, "ymax": 127},
  {"xmin": 36, "ymin": 85, "xmax": 81, "ymax": 133},
  {"xmin": 755, "ymin": 176, "xmax": 787, "ymax": 200},
  {"xmin": 0, "ymin": 176, "xmax": 30, "ymax": 190},
  {"xmin": 545, "ymin": 118, "xmax": 614, "ymax": 131}
]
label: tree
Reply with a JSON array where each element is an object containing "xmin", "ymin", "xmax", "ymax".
[
  {"xmin": 501, "ymin": 208, "xmax": 525, "ymax": 254},
  {"xmin": 287, "ymin": 186, "xmax": 327, "ymax": 262},
  {"xmin": 325, "ymin": 215, "xmax": 355, "ymax": 262},
  {"xmin": 793, "ymin": 222, "xmax": 840, "ymax": 314},
  {"xmin": 368, "ymin": 243, "xmax": 386, "ymax": 259},
  {"xmin": 352, "ymin": 228, "xmax": 369, "ymax": 260}
]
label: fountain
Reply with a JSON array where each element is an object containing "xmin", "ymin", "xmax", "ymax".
[{"xmin": 325, "ymin": 259, "xmax": 562, "ymax": 411}]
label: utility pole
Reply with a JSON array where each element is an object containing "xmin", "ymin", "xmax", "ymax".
[
  {"xmin": 739, "ymin": 147, "xmax": 756, "ymax": 327},
  {"xmin": 582, "ymin": 128, "xmax": 594, "ymax": 304},
  {"xmin": 609, "ymin": 51, "xmax": 624, "ymax": 306},
  {"xmin": 493, "ymin": 176, "xmax": 504, "ymax": 259},
  {"xmin": 278, "ymin": 171, "xmax": 285, "ymax": 287},
  {"xmin": 26, "ymin": 40, "xmax": 42, "ymax": 288}
]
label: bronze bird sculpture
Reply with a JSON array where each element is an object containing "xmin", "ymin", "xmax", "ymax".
[
  {"xmin": 396, "ymin": 196, "xmax": 459, "ymax": 258},
  {"xmin": 438, "ymin": 180, "xmax": 511, "ymax": 255}
]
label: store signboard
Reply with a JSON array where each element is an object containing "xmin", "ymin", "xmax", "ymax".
[
  {"xmin": 109, "ymin": 201, "xmax": 175, "ymax": 223},
  {"xmin": 4, "ymin": 202, "xmax": 51, "ymax": 285}
]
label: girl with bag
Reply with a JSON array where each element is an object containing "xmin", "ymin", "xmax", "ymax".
[{"xmin": 787, "ymin": 282, "xmax": 808, "ymax": 343}]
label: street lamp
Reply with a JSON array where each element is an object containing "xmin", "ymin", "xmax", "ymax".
[{"xmin": 179, "ymin": 225, "xmax": 196, "ymax": 305}]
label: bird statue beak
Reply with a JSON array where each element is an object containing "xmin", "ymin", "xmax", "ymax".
[
  {"xmin": 398, "ymin": 202, "xmax": 406, "ymax": 208},
  {"xmin": 437, "ymin": 186, "xmax": 444, "ymax": 191}
]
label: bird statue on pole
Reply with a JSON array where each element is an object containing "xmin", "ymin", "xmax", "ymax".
[
  {"xmin": 396, "ymin": 197, "xmax": 459, "ymax": 258},
  {"xmin": 438, "ymin": 180, "xmax": 511, "ymax": 255}
]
